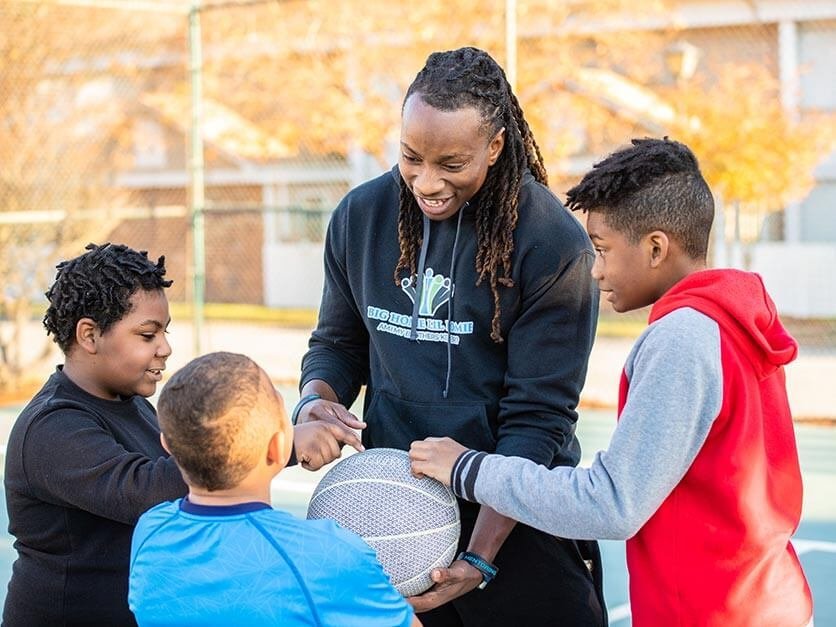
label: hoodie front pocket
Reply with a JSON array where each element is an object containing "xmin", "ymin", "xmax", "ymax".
[{"xmin": 364, "ymin": 390, "xmax": 497, "ymax": 453}]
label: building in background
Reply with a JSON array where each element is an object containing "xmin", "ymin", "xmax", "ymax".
[
  {"xmin": 110, "ymin": 0, "xmax": 836, "ymax": 311},
  {"xmin": 3, "ymin": 0, "xmax": 832, "ymax": 312}
]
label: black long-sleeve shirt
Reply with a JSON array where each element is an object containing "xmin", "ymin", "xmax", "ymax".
[{"xmin": 3, "ymin": 367, "xmax": 187, "ymax": 626}]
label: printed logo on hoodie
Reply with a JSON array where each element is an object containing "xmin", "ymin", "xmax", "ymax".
[
  {"xmin": 401, "ymin": 268, "xmax": 450, "ymax": 316},
  {"xmin": 367, "ymin": 267, "xmax": 474, "ymax": 345}
]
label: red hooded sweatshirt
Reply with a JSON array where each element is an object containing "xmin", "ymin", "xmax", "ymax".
[{"xmin": 621, "ymin": 269, "xmax": 813, "ymax": 625}]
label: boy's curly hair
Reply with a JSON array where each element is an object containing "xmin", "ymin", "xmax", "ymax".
[
  {"xmin": 43, "ymin": 243, "xmax": 172, "ymax": 353},
  {"xmin": 566, "ymin": 137, "xmax": 714, "ymax": 259}
]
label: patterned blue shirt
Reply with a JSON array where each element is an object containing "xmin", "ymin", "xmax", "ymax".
[{"xmin": 129, "ymin": 498, "xmax": 413, "ymax": 626}]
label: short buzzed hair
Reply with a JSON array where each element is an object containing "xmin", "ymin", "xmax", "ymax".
[
  {"xmin": 566, "ymin": 137, "xmax": 714, "ymax": 259},
  {"xmin": 157, "ymin": 352, "xmax": 269, "ymax": 491}
]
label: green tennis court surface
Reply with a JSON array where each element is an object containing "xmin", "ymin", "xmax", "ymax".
[{"xmin": 0, "ymin": 406, "xmax": 833, "ymax": 623}]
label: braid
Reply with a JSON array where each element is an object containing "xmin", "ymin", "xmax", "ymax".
[
  {"xmin": 393, "ymin": 178, "xmax": 423, "ymax": 284},
  {"xmin": 43, "ymin": 242, "xmax": 172, "ymax": 353},
  {"xmin": 508, "ymin": 90, "xmax": 548, "ymax": 186},
  {"xmin": 397, "ymin": 47, "xmax": 547, "ymax": 342}
]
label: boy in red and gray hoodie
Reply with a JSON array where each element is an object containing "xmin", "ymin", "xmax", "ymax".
[{"xmin": 410, "ymin": 138, "xmax": 814, "ymax": 626}]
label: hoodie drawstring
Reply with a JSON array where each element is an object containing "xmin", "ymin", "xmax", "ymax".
[
  {"xmin": 407, "ymin": 206, "xmax": 466, "ymax": 399},
  {"xmin": 409, "ymin": 214, "xmax": 432, "ymax": 341},
  {"xmin": 443, "ymin": 206, "xmax": 465, "ymax": 399}
]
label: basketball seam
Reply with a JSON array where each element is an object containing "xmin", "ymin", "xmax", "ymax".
[
  {"xmin": 363, "ymin": 521, "xmax": 460, "ymax": 542},
  {"xmin": 310, "ymin": 478, "xmax": 458, "ymax": 507},
  {"xmin": 395, "ymin": 539, "xmax": 458, "ymax": 595}
]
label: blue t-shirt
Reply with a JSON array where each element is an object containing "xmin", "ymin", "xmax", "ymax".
[{"xmin": 129, "ymin": 498, "xmax": 414, "ymax": 627}]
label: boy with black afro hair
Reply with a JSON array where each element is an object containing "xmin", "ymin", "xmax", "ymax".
[
  {"xmin": 3, "ymin": 243, "xmax": 361, "ymax": 626},
  {"xmin": 410, "ymin": 138, "xmax": 814, "ymax": 626}
]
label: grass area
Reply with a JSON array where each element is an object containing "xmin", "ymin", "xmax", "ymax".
[
  {"xmin": 168, "ymin": 302, "xmax": 319, "ymax": 328},
  {"xmin": 595, "ymin": 309, "xmax": 836, "ymax": 348},
  {"xmin": 166, "ymin": 302, "xmax": 651, "ymax": 338},
  {"xmin": 5, "ymin": 301, "xmax": 833, "ymax": 345},
  {"xmin": 596, "ymin": 316, "xmax": 646, "ymax": 338},
  {"xmin": 784, "ymin": 317, "xmax": 836, "ymax": 350}
]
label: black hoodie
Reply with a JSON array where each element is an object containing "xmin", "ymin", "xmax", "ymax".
[{"xmin": 301, "ymin": 166, "xmax": 598, "ymax": 470}]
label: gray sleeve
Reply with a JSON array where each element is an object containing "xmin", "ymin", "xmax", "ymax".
[{"xmin": 457, "ymin": 308, "xmax": 723, "ymax": 540}]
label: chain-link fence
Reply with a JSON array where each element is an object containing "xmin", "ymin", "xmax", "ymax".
[{"xmin": 2, "ymin": 0, "xmax": 835, "ymax": 397}]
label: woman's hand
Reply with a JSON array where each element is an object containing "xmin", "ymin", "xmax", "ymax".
[
  {"xmin": 292, "ymin": 421, "xmax": 364, "ymax": 470},
  {"xmin": 297, "ymin": 397, "xmax": 367, "ymax": 431},
  {"xmin": 406, "ymin": 559, "xmax": 482, "ymax": 613}
]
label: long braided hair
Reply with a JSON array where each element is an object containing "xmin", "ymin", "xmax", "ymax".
[
  {"xmin": 44, "ymin": 242, "xmax": 172, "ymax": 353},
  {"xmin": 394, "ymin": 47, "xmax": 548, "ymax": 343}
]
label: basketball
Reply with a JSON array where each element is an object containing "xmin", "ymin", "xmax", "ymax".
[{"xmin": 306, "ymin": 448, "xmax": 461, "ymax": 597}]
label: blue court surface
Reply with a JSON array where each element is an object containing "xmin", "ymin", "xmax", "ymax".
[{"xmin": 0, "ymin": 405, "xmax": 833, "ymax": 624}]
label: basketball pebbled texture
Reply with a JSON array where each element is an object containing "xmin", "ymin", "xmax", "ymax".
[{"xmin": 306, "ymin": 448, "xmax": 461, "ymax": 597}]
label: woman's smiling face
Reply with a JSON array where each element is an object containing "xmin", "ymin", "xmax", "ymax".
[{"xmin": 398, "ymin": 94, "xmax": 505, "ymax": 222}]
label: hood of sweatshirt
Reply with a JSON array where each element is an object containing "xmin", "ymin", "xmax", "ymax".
[{"xmin": 649, "ymin": 269, "xmax": 797, "ymax": 378}]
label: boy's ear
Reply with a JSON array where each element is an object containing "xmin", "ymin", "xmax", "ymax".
[
  {"xmin": 75, "ymin": 318, "xmax": 99, "ymax": 355},
  {"xmin": 646, "ymin": 230, "xmax": 670, "ymax": 269},
  {"xmin": 266, "ymin": 428, "xmax": 292, "ymax": 468},
  {"xmin": 266, "ymin": 431, "xmax": 279, "ymax": 464},
  {"xmin": 160, "ymin": 432, "xmax": 171, "ymax": 455}
]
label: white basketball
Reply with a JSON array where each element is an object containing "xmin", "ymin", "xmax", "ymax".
[{"xmin": 306, "ymin": 448, "xmax": 461, "ymax": 597}]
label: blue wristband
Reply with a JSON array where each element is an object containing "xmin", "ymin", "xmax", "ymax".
[
  {"xmin": 458, "ymin": 551, "xmax": 498, "ymax": 589},
  {"xmin": 291, "ymin": 394, "xmax": 321, "ymax": 425}
]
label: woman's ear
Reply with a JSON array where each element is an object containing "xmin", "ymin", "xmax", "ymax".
[
  {"xmin": 647, "ymin": 230, "xmax": 671, "ymax": 269},
  {"xmin": 487, "ymin": 127, "xmax": 506, "ymax": 166},
  {"xmin": 75, "ymin": 318, "xmax": 99, "ymax": 355}
]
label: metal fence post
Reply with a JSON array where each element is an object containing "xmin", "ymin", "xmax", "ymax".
[
  {"xmin": 188, "ymin": 0, "xmax": 205, "ymax": 357},
  {"xmin": 505, "ymin": 0, "xmax": 517, "ymax": 93}
]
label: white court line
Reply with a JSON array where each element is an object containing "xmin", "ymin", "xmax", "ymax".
[
  {"xmin": 609, "ymin": 604, "xmax": 631, "ymax": 623},
  {"xmin": 793, "ymin": 538, "xmax": 836, "ymax": 555}
]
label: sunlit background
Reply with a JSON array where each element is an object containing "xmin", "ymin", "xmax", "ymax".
[{"xmin": 1, "ymin": 0, "xmax": 835, "ymax": 624}]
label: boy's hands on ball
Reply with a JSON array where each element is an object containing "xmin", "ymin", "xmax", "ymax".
[
  {"xmin": 292, "ymin": 396, "xmax": 367, "ymax": 470},
  {"xmin": 409, "ymin": 437, "xmax": 469, "ymax": 487}
]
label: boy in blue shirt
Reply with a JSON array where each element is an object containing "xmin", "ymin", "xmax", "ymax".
[{"xmin": 129, "ymin": 351, "xmax": 419, "ymax": 627}]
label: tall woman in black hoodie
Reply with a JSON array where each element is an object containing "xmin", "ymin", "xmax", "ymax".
[{"xmin": 297, "ymin": 47, "xmax": 605, "ymax": 626}]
